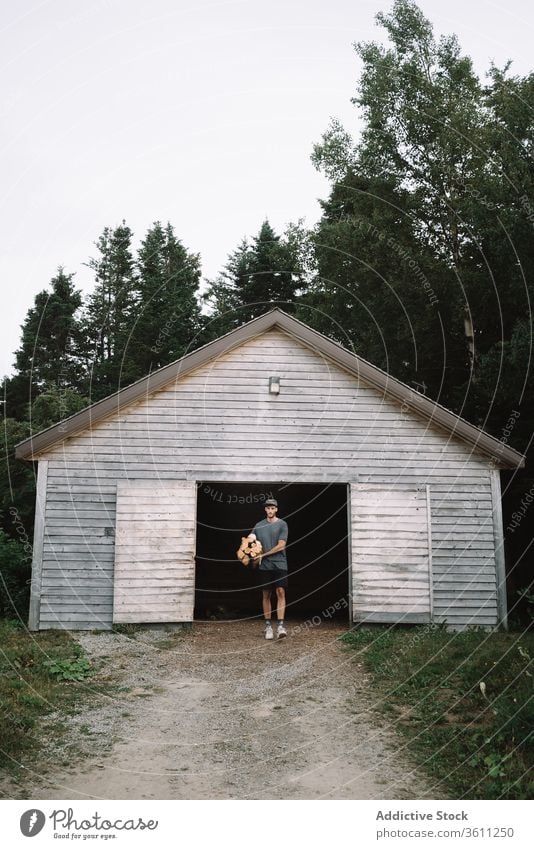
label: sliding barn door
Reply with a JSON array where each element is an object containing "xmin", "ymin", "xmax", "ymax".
[
  {"xmin": 350, "ymin": 485, "xmax": 432, "ymax": 624},
  {"xmin": 113, "ymin": 481, "xmax": 197, "ymax": 623}
]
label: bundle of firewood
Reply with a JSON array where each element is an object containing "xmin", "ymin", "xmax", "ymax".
[{"xmin": 236, "ymin": 533, "xmax": 263, "ymax": 567}]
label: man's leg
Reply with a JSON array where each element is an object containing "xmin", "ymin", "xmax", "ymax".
[
  {"xmin": 262, "ymin": 589, "xmax": 273, "ymax": 621},
  {"xmin": 262, "ymin": 589, "xmax": 274, "ymax": 639},
  {"xmin": 275, "ymin": 586, "xmax": 287, "ymax": 637},
  {"xmin": 275, "ymin": 587, "xmax": 286, "ymax": 622}
]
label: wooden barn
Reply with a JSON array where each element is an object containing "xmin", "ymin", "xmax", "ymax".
[{"xmin": 16, "ymin": 309, "xmax": 524, "ymax": 631}]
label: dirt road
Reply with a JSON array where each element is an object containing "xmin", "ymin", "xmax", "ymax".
[{"xmin": 3, "ymin": 620, "xmax": 445, "ymax": 800}]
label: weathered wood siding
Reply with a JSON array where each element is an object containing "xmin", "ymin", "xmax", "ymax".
[
  {"xmin": 113, "ymin": 482, "xmax": 196, "ymax": 623},
  {"xmin": 350, "ymin": 486, "xmax": 431, "ymax": 623},
  {"xmin": 37, "ymin": 329, "xmax": 498, "ymax": 630}
]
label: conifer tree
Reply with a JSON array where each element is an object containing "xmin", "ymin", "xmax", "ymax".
[
  {"xmin": 7, "ymin": 268, "xmax": 83, "ymax": 420},
  {"xmin": 201, "ymin": 239, "xmax": 251, "ymax": 338},
  {"xmin": 202, "ymin": 220, "xmax": 302, "ymax": 338},
  {"xmin": 129, "ymin": 222, "xmax": 202, "ymax": 377},
  {"xmin": 81, "ymin": 221, "xmax": 138, "ymax": 398},
  {"xmin": 238, "ymin": 220, "xmax": 301, "ymax": 317}
]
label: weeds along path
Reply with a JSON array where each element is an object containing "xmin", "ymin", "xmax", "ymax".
[{"xmin": 2, "ymin": 621, "xmax": 445, "ymax": 800}]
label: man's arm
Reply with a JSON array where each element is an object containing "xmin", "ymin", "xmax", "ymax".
[
  {"xmin": 263, "ymin": 521, "xmax": 288, "ymax": 558},
  {"xmin": 261, "ymin": 539, "xmax": 286, "ymax": 557},
  {"xmin": 253, "ymin": 539, "xmax": 286, "ymax": 565}
]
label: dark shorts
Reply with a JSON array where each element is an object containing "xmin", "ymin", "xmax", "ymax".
[{"xmin": 260, "ymin": 569, "xmax": 288, "ymax": 589}]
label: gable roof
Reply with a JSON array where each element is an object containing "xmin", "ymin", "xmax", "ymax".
[{"xmin": 15, "ymin": 308, "xmax": 525, "ymax": 468}]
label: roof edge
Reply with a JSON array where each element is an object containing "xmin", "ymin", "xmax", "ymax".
[
  {"xmin": 15, "ymin": 308, "xmax": 526, "ymax": 468},
  {"xmin": 14, "ymin": 310, "xmax": 284, "ymax": 460}
]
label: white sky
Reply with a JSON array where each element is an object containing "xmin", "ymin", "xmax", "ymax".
[{"xmin": 1, "ymin": 0, "xmax": 533, "ymax": 377}]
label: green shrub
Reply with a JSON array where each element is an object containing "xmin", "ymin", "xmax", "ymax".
[
  {"xmin": 43, "ymin": 657, "xmax": 92, "ymax": 681},
  {"xmin": 0, "ymin": 620, "xmax": 95, "ymax": 772},
  {"xmin": 0, "ymin": 529, "xmax": 31, "ymax": 620}
]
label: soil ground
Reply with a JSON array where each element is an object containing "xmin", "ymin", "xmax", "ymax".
[{"xmin": 1, "ymin": 620, "xmax": 446, "ymax": 800}]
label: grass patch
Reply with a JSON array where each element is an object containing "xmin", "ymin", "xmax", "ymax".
[
  {"xmin": 154, "ymin": 628, "xmax": 191, "ymax": 650},
  {"xmin": 0, "ymin": 619, "xmax": 103, "ymax": 775},
  {"xmin": 339, "ymin": 625, "xmax": 534, "ymax": 799},
  {"xmin": 111, "ymin": 623, "xmax": 142, "ymax": 639}
]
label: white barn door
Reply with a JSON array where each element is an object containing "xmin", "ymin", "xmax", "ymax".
[
  {"xmin": 350, "ymin": 485, "xmax": 432, "ymax": 624},
  {"xmin": 113, "ymin": 481, "xmax": 197, "ymax": 624}
]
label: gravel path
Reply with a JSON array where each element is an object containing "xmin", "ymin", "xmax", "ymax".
[{"xmin": 3, "ymin": 620, "xmax": 446, "ymax": 800}]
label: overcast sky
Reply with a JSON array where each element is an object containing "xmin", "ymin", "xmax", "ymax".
[{"xmin": 1, "ymin": 0, "xmax": 532, "ymax": 377}]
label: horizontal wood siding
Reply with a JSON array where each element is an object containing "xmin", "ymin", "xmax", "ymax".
[
  {"xmin": 113, "ymin": 482, "xmax": 196, "ymax": 623},
  {"xmin": 429, "ymin": 487, "xmax": 497, "ymax": 627},
  {"xmin": 40, "ymin": 329, "xmax": 499, "ymax": 629},
  {"xmin": 350, "ymin": 486, "xmax": 431, "ymax": 623}
]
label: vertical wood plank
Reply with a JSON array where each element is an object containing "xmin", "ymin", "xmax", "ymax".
[
  {"xmin": 346, "ymin": 482, "xmax": 353, "ymax": 624},
  {"xmin": 426, "ymin": 484, "xmax": 434, "ymax": 622},
  {"xmin": 490, "ymin": 470, "xmax": 508, "ymax": 630},
  {"xmin": 28, "ymin": 460, "xmax": 48, "ymax": 631}
]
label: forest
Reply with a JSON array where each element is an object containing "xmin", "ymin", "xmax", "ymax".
[{"xmin": 1, "ymin": 0, "xmax": 532, "ymax": 624}]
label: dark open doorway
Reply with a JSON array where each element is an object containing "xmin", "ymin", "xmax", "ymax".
[{"xmin": 194, "ymin": 482, "xmax": 349, "ymax": 621}]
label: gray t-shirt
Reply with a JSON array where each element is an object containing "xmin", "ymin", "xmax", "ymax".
[{"xmin": 252, "ymin": 518, "xmax": 288, "ymax": 571}]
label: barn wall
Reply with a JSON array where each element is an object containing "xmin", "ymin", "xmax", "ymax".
[
  {"xmin": 350, "ymin": 486, "xmax": 432, "ymax": 623},
  {"xmin": 37, "ymin": 329, "xmax": 498, "ymax": 630},
  {"xmin": 113, "ymin": 481, "xmax": 197, "ymax": 624}
]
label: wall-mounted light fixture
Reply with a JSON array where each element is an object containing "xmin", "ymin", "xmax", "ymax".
[{"xmin": 269, "ymin": 376, "xmax": 280, "ymax": 395}]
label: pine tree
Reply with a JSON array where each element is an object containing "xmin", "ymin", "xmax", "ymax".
[
  {"xmin": 129, "ymin": 222, "xmax": 203, "ymax": 377},
  {"xmin": 81, "ymin": 222, "xmax": 138, "ymax": 398},
  {"xmin": 202, "ymin": 220, "xmax": 302, "ymax": 338},
  {"xmin": 239, "ymin": 220, "xmax": 301, "ymax": 317},
  {"xmin": 202, "ymin": 239, "xmax": 252, "ymax": 338},
  {"xmin": 7, "ymin": 268, "xmax": 83, "ymax": 420}
]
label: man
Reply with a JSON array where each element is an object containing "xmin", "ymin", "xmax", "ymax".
[{"xmin": 251, "ymin": 498, "xmax": 288, "ymax": 640}]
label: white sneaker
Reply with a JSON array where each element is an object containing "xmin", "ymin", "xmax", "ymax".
[
  {"xmin": 277, "ymin": 624, "xmax": 287, "ymax": 639},
  {"xmin": 265, "ymin": 625, "xmax": 274, "ymax": 640}
]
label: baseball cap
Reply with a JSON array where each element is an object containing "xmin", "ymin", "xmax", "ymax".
[{"xmin": 264, "ymin": 498, "xmax": 278, "ymax": 507}]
